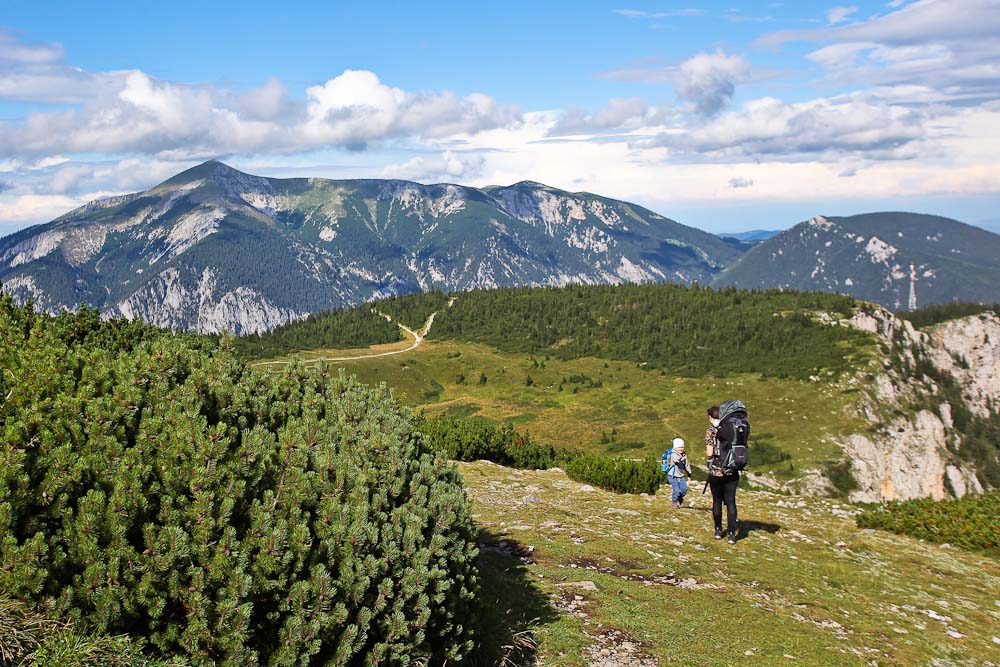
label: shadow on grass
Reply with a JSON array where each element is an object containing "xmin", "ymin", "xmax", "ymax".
[
  {"xmin": 737, "ymin": 519, "xmax": 781, "ymax": 540},
  {"xmin": 472, "ymin": 529, "xmax": 560, "ymax": 667}
]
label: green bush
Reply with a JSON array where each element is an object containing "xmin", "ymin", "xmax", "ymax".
[
  {"xmin": 823, "ymin": 459, "xmax": 860, "ymax": 497},
  {"xmin": 564, "ymin": 455, "xmax": 663, "ymax": 494},
  {"xmin": 751, "ymin": 437, "xmax": 792, "ymax": 466},
  {"xmin": 416, "ymin": 416, "xmax": 558, "ymax": 470},
  {"xmin": 0, "ymin": 296, "xmax": 478, "ymax": 666},
  {"xmin": 856, "ymin": 492, "xmax": 1000, "ymax": 556}
]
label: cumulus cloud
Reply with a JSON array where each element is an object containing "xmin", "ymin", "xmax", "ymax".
[
  {"xmin": 547, "ymin": 98, "xmax": 674, "ymax": 135},
  {"xmin": 641, "ymin": 94, "xmax": 928, "ymax": 160},
  {"xmin": 729, "ymin": 177, "xmax": 754, "ymax": 188},
  {"xmin": 601, "ymin": 50, "xmax": 752, "ymax": 117},
  {"xmin": 0, "ymin": 34, "xmax": 520, "ymax": 160},
  {"xmin": 673, "ymin": 50, "xmax": 753, "ymax": 115},
  {"xmin": 379, "ymin": 151, "xmax": 486, "ymax": 182},
  {"xmin": 826, "ymin": 6, "xmax": 858, "ymax": 24},
  {"xmin": 759, "ymin": 0, "xmax": 1000, "ymax": 104}
]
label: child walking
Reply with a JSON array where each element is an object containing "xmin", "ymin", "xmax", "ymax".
[{"xmin": 662, "ymin": 437, "xmax": 691, "ymax": 508}]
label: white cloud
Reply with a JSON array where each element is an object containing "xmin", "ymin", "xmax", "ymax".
[
  {"xmin": 729, "ymin": 177, "xmax": 754, "ymax": 188},
  {"xmin": 380, "ymin": 151, "xmax": 486, "ymax": 182},
  {"xmin": 601, "ymin": 50, "xmax": 751, "ymax": 117},
  {"xmin": 827, "ymin": 6, "xmax": 858, "ymax": 24},
  {"xmin": 674, "ymin": 50, "xmax": 752, "ymax": 115},
  {"xmin": 0, "ymin": 34, "xmax": 520, "ymax": 160},
  {"xmin": 642, "ymin": 94, "xmax": 928, "ymax": 160},
  {"xmin": 547, "ymin": 98, "xmax": 674, "ymax": 135},
  {"xmin": 760, "ymin": 0, "xmax": 1000, "ymax": 104},
  {"xmin": 0, "ymin": 29, "xmax": 64, "ymax": 65}
]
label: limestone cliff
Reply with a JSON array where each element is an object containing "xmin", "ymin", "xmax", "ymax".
[{"xmin": 836, "ymin": 308, "xmax": 998, "ymax": 502}]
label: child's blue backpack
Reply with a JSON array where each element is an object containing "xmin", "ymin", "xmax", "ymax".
[{"xmin": 661, "ymin": 449, "xmax": 673, "ymax": 474}]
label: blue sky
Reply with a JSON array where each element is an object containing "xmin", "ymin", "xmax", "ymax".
[{"xmin": 2, "ymin": 0, "xmax": 999, "ymax": 234}]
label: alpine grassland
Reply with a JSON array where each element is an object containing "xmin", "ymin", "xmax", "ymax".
[
  {"xmin": 0, "ymin": 295, "xmax": 479, "ymax": 665},
  {"xmin": 250, "ymin": 284, "xmax": 878, "ymax": 479},
  {"xmin": 248, "ymin": 283, "xmax": 868, "ymax": 379},
  {"xmin": 460, "ymin": 461, "xmax": 1000, "ymax": 666}
]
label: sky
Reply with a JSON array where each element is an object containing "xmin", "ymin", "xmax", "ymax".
[{"xmin": 1, "ymin": 0, "xmax": 999, "ymax": 235}]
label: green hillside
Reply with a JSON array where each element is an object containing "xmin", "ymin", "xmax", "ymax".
[
  {"xmin": 245, "ymin": 285, "xmax": 882, "ymax": 481},
  {"xmin": 5, "ymin": 286, "xmax": 1000, "ymax": 666},
  {"xmin": 243, "ymin": 283, "xmax": 869, "ymax": 379}
]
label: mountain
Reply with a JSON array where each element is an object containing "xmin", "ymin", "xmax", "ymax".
[
  {"xmin": 713, "ymin": 212, "xmax": 1000, "ymax": 309},
  {"xmin": 0, "ymin": 161, "xmax": 742, "ymax": 334},
  {"xmin": 718, "ymin": 229, "xmax": 780, "ymax": 241}
]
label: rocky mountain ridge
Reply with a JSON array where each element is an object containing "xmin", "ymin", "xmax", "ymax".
[
  {"xmin": 0, "ymin": 161, "xmax": 740, "ymax": 333},
  {"xmin": 714, "ymin": 213, "xmax": 1000, "ymax": 309}
]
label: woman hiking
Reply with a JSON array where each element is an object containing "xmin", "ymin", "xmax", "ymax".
[{"xmin": 705, "ymin": 402, "xmax": 748, "ymax": 544}]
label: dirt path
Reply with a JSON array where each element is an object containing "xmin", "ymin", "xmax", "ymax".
[{"xmin": 251, "ymin": 303, "xmax": 449, "ymax": 368}]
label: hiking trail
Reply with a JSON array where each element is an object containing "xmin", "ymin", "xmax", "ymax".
[{"xmin": 251, "ymin": 298, "xmax": 455, "ymax": 367}]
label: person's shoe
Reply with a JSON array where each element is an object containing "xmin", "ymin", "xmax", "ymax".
[
  {"xmin": 727, "ymin": 532, "xmax": 737, "ymax": 544},
  {"xmin": 714, "ymin": 528, "xmax": 723, "ymax": 540},
  {"xmin": 671, "ymin": 501, "xmax": 679, "ymax": 509}
]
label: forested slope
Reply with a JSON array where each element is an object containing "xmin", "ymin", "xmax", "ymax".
[{"xmin": 242, "ymin": 284, "xmax": 871, "ymax": 379}]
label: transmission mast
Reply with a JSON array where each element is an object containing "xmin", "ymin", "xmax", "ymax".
[{"xmin": 908, "ymin": 263, "xmax": 917, "ymax": 311}]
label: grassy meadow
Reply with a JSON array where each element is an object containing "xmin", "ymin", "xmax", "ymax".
[
  {"xmin": 465, "ymin": 462, "xmax": 1000, "ymax": 667},
  {"xmin": 256, "ymin": 336, "xmax": 871, "ymax": 477}
]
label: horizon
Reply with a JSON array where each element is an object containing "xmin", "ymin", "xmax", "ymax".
[
  {"xmin": 11, "ymin": 157, "xmax": 994, "ymax": 239},
  {"xmin": 2, "ymin": 0, "xmax": 1000, "ymax": 236}
]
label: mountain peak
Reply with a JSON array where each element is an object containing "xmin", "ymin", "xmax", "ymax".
[
  {"xmin": 156, "ymin": 160, "xmax": 247, "ymax": 188},
  {"xmin": 506, "ymin": 180, "xmax": 553, "ymax": 190}
]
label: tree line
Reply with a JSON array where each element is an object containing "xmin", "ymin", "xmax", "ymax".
[{"xmin": 237, "ymin": 283, "xmax": 869, "ymax": 380}]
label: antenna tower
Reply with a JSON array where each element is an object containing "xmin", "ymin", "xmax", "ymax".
[{"xmin": 908, "ymin": 263, "xmax": 917, "ymax": 311}]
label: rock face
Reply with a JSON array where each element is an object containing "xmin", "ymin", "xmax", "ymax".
[
  {"xmin": 925, "ymin": 312, "xmax": 1000, "ymax": 418},
  {"xmin": 837, "ymin": 307, "xmax": 996, "ymax": 502},
  {"xmin": 0, "ymin": 161, "xmax": 741, "ymax": 334}
]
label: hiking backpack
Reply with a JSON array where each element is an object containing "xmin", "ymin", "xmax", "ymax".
[
  {"xmin": 661, "ymin": 449, "xmax": 673, "ymax": 474},
  {"xmin": 716, "ymin": 409, "xmax": 750, "ymax": 473}
]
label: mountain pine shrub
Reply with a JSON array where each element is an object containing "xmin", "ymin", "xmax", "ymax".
[
  {"xmin": 856, "ymin": 492, "xmax": 1000, "ymax": 556},
  {"xmin": 415, "ymin": 416, "xmax": 558, "ymax": 470},
  {"xmin": 0, "ymin": 296, "xmax": 478, "ymax": 666},
  {"xmin": 564, "ymin": 454, "xmax": 663, "ymax": 494}
]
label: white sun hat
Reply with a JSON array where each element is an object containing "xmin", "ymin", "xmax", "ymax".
[{"xmin": 672, "ymin": 437, "xmax": 685, "ymax": 449}]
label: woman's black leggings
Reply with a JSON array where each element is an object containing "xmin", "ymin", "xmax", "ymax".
[{"xmin": 709, "ymin": 473, "xmax": 739, "ymax": 534}]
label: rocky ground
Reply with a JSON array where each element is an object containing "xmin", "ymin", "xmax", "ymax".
[{"xmin": 463, "ymin": 461, "xmax": 1000, "ymax": 667}]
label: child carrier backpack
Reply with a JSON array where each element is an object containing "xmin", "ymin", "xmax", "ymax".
[{"xmin": 715, "ymin": 400, "xmax": 750, "ymax": 473}]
